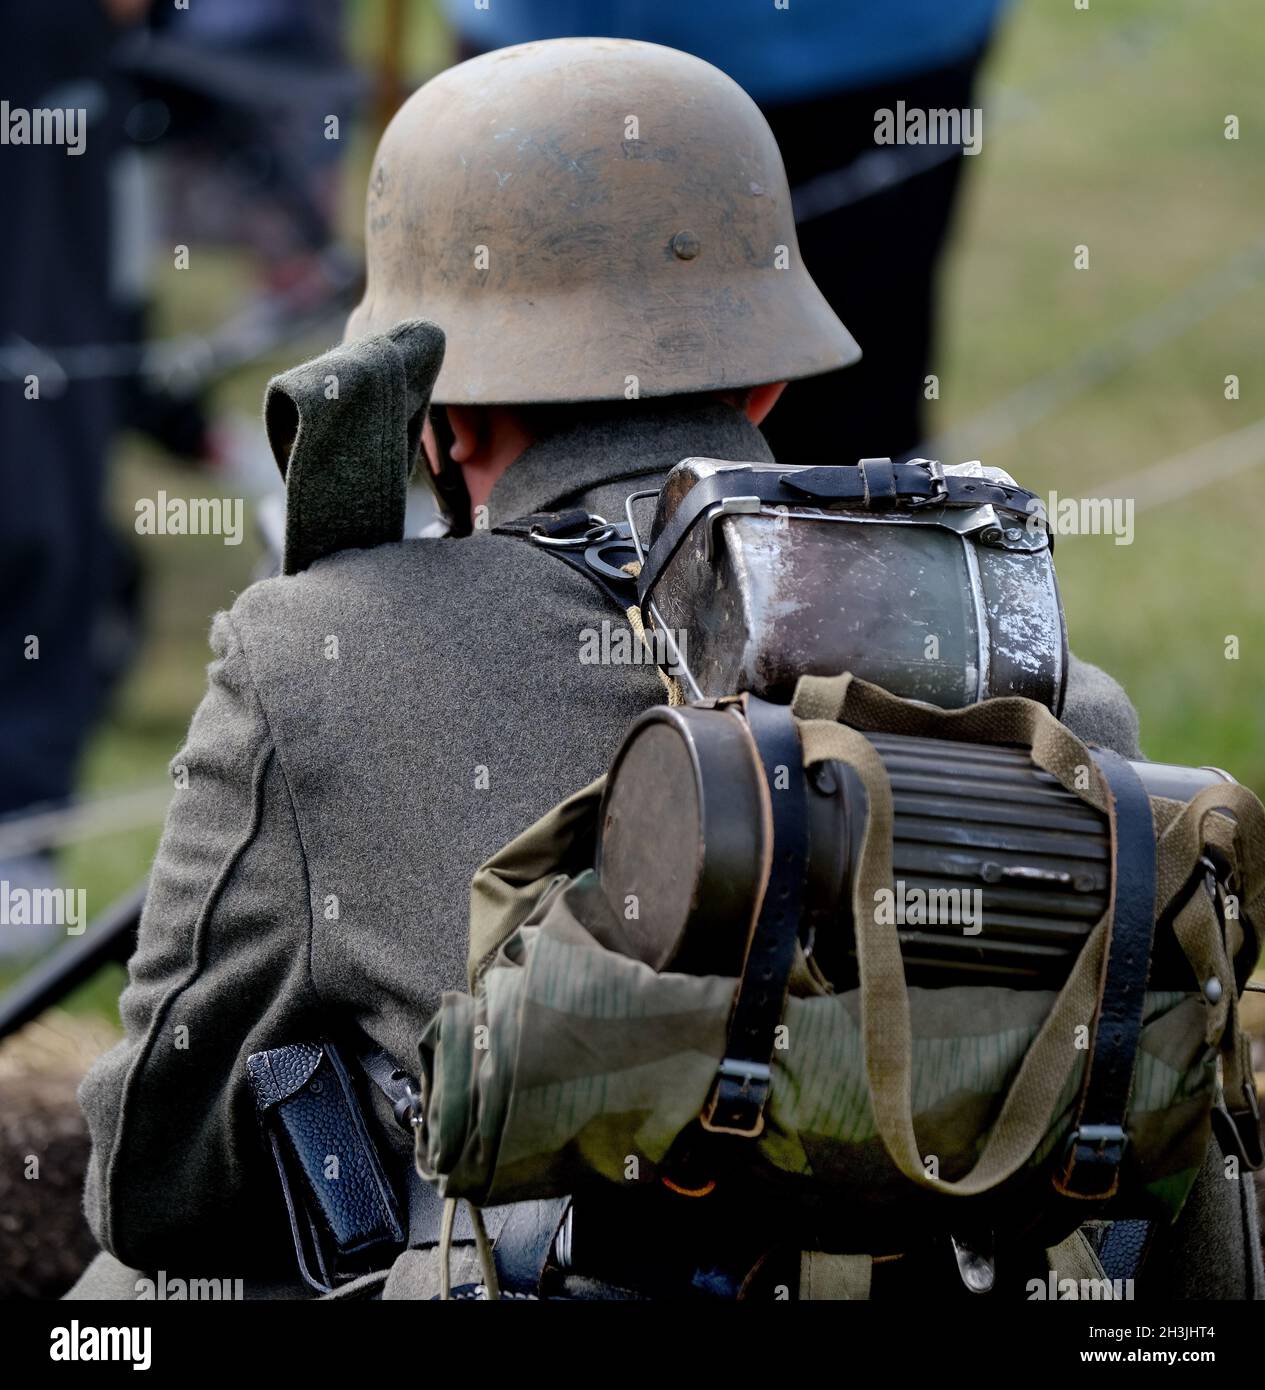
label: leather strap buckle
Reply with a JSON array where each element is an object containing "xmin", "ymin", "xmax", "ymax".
[
  {"xmin": 1064, "ymin": 1123, "xmax": 1128, "ymax": 1171},
  {"xmin": 700, "ymin": 1059, "xmax": 772, "ymax": 1138},
  {"xmin": 1054, "ymin": 748, "xmax": 1156, "ymax": 1202},
  {"xmin": 697, "ymin": 697, "xmax": 807, "ymax": 1142},
  {"xmin": 907, "ymin": 458, "xmax": 948, "ymax": 507},
  {"xmin": 1060, "ymin": 1123, "xmax": 1128, "ymax": 1200}
]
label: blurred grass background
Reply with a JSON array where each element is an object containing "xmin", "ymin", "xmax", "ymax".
[
  {"xmin": 24, "ymin": 0, "xmax": 1264, "ymax": 1020},
  {"xmin": 937, "ymin": 0, "xmax": 1264, "ymax": 781}
]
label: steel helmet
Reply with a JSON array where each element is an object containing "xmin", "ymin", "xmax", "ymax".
[{"xmin": 346, "ymin": 37, "xmax": 860, "ymax": 404}]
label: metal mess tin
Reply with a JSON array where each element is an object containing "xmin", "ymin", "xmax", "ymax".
[{"xmin": 631, "ymin": 457, "xmax": 1068, "ymax": 712}]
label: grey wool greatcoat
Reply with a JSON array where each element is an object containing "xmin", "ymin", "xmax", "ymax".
[{"xmin": 73, "ymin": 396, "xmax": 1261, "ymax": 1299}]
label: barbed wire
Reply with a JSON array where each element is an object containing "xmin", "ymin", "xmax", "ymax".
[
  {"xmin": 1098, "ymin": 414, "xmax": 1265, "ymax": 517},
  {"xmin": 919, "ymin": 235, "xmax": 1265, "ymax": 462},
  {"xmin": 0, "ymin": 786, "xmax": 172, "ymax": 859},
  {"xmin": 0, "ymin": 250, "xmax": 357, "ymax": 391}
]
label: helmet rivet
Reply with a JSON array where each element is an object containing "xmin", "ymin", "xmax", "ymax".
[{"xmin": 671, "ymin": 230, "xmax": 701, "ymax": 260}]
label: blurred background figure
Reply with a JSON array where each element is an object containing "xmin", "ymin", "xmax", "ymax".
[
  {"xmin": 0, "ymin": 0, "xmax": 360, "ymax": 960},
  {"xmin": 0, "ymin": 0, "xmax": 367, "ymax": 1300},
  {"xmin": 111, "ymin": 0, "xmax": 362, "ymax": 462},
  {"xmin": 442, "ymin": 0, "xmax": 1009, "ymax": 464},
  {"xmin": 0, "ymin": 0, "xmax": 140, "ymax": 953}
]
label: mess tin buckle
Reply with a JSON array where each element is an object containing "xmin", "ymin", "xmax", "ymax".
[
  {"xmin": 700, "ymin": 1058, "xmax": 771, "ymax": 1138},
  {"xmin": 907, "ymin": 458, "xmax": 948, "ymax": 508},
  {"xmin": 1067, "ymin": 1122, "xmax": 1127, "ymax": 1157}
]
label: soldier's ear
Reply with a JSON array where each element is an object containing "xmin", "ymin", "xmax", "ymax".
[
  {"xmin": 744, "ymin": 382, "xmax": 787, "ymax": 427},
  {"xmin": 446, "ymin": 404, "xmax": 484, "ymax": 464}
]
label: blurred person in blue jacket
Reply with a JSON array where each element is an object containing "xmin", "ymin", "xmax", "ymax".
[{"xmin": 443, "ymin": 0, "xmax": 1008, "ymax": 464}]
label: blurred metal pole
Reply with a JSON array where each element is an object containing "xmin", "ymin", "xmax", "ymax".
[
  {"xmin": 0, "ymin": 881, "xmax": 146, "ymax": 1043},
  {"xmin": 0, "ymin": 787, "xmax": 170, "ymax": 858}
]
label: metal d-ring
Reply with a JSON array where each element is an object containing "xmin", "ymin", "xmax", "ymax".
[{"xmin": 528, "ymin": 515, "xmax": 616, "ymax": 549}]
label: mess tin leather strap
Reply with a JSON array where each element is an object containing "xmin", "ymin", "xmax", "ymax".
[
  {"xmin": 1056, "ymin": 748, "xmax": 1158, "ymax": 1200},
  {"xmin": 701, "ymin": 696, "xmax": 808, "ymax": 1137},
  {"xmin": 635, "ymin": 462, "xmax": 1043, "ymax": 612}
]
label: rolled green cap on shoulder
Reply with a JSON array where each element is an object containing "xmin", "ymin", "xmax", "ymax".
[{"xmin": 346, "ymin": 37, "xmax": 861, "ymax": 405}]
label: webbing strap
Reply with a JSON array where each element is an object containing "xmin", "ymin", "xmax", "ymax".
[
  {"xmin": 792, "ymin": 673, "xmax": 1111, "ymax": 1195},
  {"xmin": 1056, "ymin": 748, "xmax": 1157, "ymax": 1200},
  {"xmin": 1046, "ymin": 1229, "xmax": 1116, "ymax": 1294},
  {"xmin": 799, "ymin": 1251, "xmax": 873, "ymax": 1300}
]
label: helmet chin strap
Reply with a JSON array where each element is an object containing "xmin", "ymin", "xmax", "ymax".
[{"xmin": 425, "ymin": 406, "xmax": 473, "ymax": 537}]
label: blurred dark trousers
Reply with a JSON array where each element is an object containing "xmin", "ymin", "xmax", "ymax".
[
  {"xmin": 0, "ymin": 0, "xmax": 123, "ymax": 817},
  {"xmin": 0, "ymin": 380, "xmax": 119, "ymax": 817},
  {"xmin": 758, "ymin": 50, "xmax": 986, "ymax": 465}
]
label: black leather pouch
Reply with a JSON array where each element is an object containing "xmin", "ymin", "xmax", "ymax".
[{"xmin": 246, "ymin": 1040, "xmax": 406, "ymax": 1293}]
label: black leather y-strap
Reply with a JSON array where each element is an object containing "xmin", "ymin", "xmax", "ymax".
[
  {"xmin": 1056, "ymin": 748, "xmax": 1158, "ymax": 1199},
  {"xmin": 701, "ymin": 696, "xmax": 808, "ymax": 1137},
  {"xmin": 495, "ymin": 509, "xmax": 593, "ymax": 540},
  {"xmin": 496, "ymin": 511, "xmax": 639, "ymax": 612}
]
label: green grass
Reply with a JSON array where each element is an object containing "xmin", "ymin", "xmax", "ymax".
[
  {"xmin": 936, "ymin": 0, "xmax": 1265, "ymax": 785},
  {"xmin": 32, "ymin": 0, "xmax": 1265, "ymax": 1025}
]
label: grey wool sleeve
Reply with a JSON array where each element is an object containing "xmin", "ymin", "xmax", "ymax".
[
  {"xmin": 1143, "ymin": 1135, "xmax": 1263, "ymax": 1299},
  {"xmin": 1061, "ymin": 653, "xmax": 1142, "ymax": 759},
  {"xmin": 77, "ymin": 611, "xmax": 324, "ymax": 1272}
]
